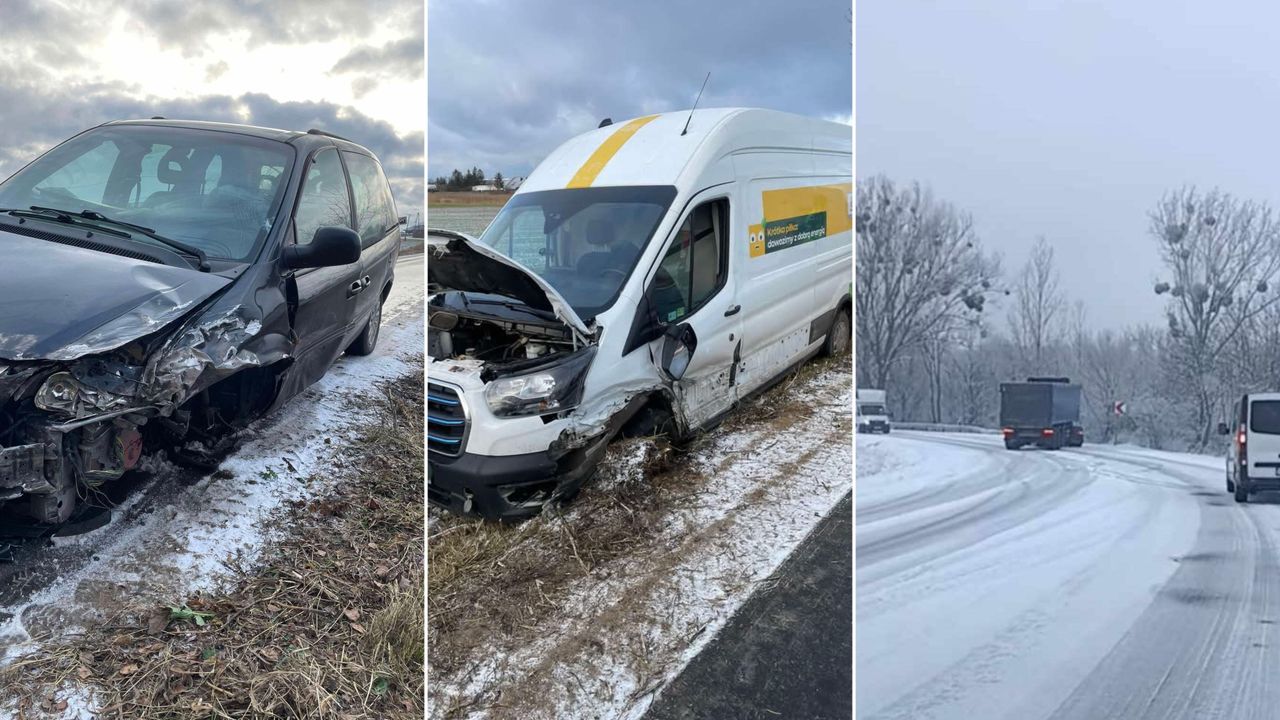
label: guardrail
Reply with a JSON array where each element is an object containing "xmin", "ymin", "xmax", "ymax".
[{"xmin": 890, "ymin": 422, "xmax": 997, "ymax": 435}]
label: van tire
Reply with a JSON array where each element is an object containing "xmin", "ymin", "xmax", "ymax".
[
  {"xmin": 1235, "ymin": 479, "xmax": 1249, "ymax": 503},
  {"xmin": 1227, "ymin": 476, "xmax": 1235, "ymax": 493},
  {"xmin": 348, "ymin": 299, "xmax": 382, "ymax": 356},
  {"xmin": 821, "ymin": 307, "xmax": 851, "ymax": 356}
]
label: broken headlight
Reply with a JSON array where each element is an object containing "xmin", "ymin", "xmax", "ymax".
[{"xmin": 485, "ymin": 347, "xmax": 595, "ymax": 418}]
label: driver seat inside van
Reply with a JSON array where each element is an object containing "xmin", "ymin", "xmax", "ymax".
[{"xmin": 576, "ymin": 219, "xmax": 636, "ymax": 277}]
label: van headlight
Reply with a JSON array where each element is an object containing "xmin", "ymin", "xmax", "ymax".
[{"xmin": 484, "ymin": 347, "xmax": 595, "ymax": 418}]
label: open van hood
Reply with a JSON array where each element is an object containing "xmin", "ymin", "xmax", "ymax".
[{"xmin": 426, "ymin": 230, "xmax": 591, "ymax": 342}]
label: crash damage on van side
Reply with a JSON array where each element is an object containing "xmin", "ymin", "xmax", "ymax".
[
  {"xmin": 0, "ymin": 237, "xmax": 303, "ymax": 527},
  {"xmin": 427, "ymin": 231, "xmax": 678, "ymax": 518}
]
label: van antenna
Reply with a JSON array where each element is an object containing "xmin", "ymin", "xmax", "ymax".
[{"xmin": 681, "ymin": 72, "xmax": 711, "ymax": 137}]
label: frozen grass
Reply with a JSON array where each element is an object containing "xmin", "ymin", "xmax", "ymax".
[
  {"xmin": 0, "ymin": 362, "xmax": 425, "ymax": 720},
  {"xmin": 427, "ymin": 353, "xmax": 853, "ymax": 719}
]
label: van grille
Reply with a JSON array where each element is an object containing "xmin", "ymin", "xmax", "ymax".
[{"xmin": 428, "ymin": 382, "xmax": 467, "ymax": 456}]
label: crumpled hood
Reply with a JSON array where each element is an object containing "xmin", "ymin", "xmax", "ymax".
[
  {"xmin": 427, "ymin": 229, "xmax": 591, "ymax": 341},
  {"xmin": 0, "ymin": 233, "xmax": 231, "ymax": 361}
]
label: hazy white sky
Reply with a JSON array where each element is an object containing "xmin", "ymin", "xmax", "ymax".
[
  {"xmin": 1, "ymin": 0, "xmax": 424, "ymax": 218},
  {"xmin": 858, "ymin": 1, "xmax": 1280, "ymax": 330}
]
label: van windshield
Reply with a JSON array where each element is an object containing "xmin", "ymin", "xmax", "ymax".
[
  {"xmin": 477, "ymin": 186, "xmax": 677, "ymax": 319},
  {"xmin": 858, "ymin": 404, "xmax": 886, "ymax": 416},
  {"xmin": 1251, "ymin": 400, "xmax": 1280, "ymax": 434}
]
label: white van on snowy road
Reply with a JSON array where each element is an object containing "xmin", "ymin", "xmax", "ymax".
[
  {"xmin": 427, "ymin": 108, "xmax": 852, "ymax": 519},
  {"xmin": 1221, "ymin": 392, "xmax": 1280, "ymax": 502}
]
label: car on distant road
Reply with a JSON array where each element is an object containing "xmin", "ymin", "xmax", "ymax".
[{"xmin": 0, "ymin": 119, "xmax": 402, "ymax": 526}]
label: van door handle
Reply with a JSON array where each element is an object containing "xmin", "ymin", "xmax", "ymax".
[
  {"xmin": 724, "ymin": 304, "xmax": 741, "ymax": 317},
  {"xmin": 362, "ymin": 275, "xmax": 372, "ymax": 289},
  {"xmin": 348, "ymin": 280, "xmax": 364, "ymax": 297}
]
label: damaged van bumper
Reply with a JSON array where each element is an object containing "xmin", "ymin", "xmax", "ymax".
[{"xmin": 427, "ymin": 435, "xmax": 610, "ymax": 520}]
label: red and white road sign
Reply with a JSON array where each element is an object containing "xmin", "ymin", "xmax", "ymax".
[{"xmin": 1113, "ymin": 401, "xmax": 1127, "ymax": 416}]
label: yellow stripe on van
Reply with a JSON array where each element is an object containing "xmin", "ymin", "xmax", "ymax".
[
  {"xmin": 566, "ymin": 115, "xmax": 660, "ymax": 189},
  {"xmin": 761, "ymin": 183, "xmax": 854, "ymax": 235}
]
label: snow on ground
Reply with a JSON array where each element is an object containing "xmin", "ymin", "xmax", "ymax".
[
  {"xmin": 857, "ymin": 431, "xmax": 1205, "ymax": 720},
  {"xmin": 429, "ymin": 367, "xmax": 853, "ymax": 720},
  {"xmin": 0, "ymin": 256, "xmax": 423, "ymax": 682}
]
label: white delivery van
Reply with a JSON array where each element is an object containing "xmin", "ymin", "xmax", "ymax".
[
  {"xmin": 428, "ymin": 108, "xmax": 852, "ymax": 519},
  {"xmin": 856, "ymin": 388, "xmax": 890, "ymax": 434},
  {"xmin": 1220, "ymin": 392, "xmax": 1280, "ymax": 502}
]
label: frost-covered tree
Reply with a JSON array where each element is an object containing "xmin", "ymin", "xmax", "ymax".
[
  {"xmin": 1151, "ymin": 187, "xmax": 1280, "ymax": 448},
  {"xmin": 1008, "ymin": 237, "xmax": 1063, "ymax": 374},
  {"xmin": 856, "ymin": 177, "xmax": 1002, "ymax": 388}
]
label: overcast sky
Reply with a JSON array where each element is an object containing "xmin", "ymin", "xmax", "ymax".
[
  {"xmin": 427, "ymin": 0, "xmax": 852, "ymax": 182},
  {"xmin": 858, "ymin": 1, "xmax": 1280, "ymax": 330},
  {"xmin": 0, "ymin": 0, "xmax": 423, "ymax": 221}
]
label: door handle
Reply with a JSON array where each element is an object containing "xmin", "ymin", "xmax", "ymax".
[
  {"xmin": 724, "ymin": 304, "xmax": 741, "ymax": 317},
  {"xmin": 348, "ymin": 280, "xmax": 364, "ymax": 297},
  {"xmin": 362, "ymin": 275, "xmax": 373, "ymax": 288}
]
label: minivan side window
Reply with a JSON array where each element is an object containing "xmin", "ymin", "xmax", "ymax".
[
  {"xmin": 650, "ymin": 199, "xmax": 729, "ymax": 324},
  {"xmin": 294, "ymin": 148, "xmax": 351, "ymax": 245},
  {"xmin": 343, "ymin": 151, "xmax": 396, "ymax": 248}
]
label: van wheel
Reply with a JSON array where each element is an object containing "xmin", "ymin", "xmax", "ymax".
[
  {"xmin": 1235, "ymin": 480, "xmax": 1249, "ymax": 503},
  {"xmin": 348, "ymin": 299, "xmax": 382, "ymax": 356},
  {"xmin": 821, "ymin": 307, "xmax": 851, "ymax": 356},
  {"xmin": 1227, "ymin": 477, "xmax": 1235, "ymax": 493}
]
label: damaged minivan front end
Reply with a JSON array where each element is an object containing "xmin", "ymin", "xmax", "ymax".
[
  {"xmin": 0, "ymin": 245, "xmax": 289, "ymax": 526},
  {"xmin": 427, "ymin": 231, "xmax": 643, "ymax": 519}
]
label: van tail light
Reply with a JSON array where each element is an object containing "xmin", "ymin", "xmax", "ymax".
[
  {"xmin": 1002, "ymin": 427, "xmax": 1014, "ymax": 438},
  {"xmin": 1042, "ymin": 428, "xmax": 1055, "ymax": 437},
  {"xmin": 1239, "ymin": 425, "xmax": 1248, "ymax": 465}
]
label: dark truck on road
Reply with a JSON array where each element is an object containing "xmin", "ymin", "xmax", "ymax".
[{"xmin": 999, "ymin": 377, "xmax": 1084, "ymax": 450}]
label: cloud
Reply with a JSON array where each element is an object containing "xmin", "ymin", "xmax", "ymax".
[{"xmin": 426, "ymin": 0, "xmax": 851, "ymax": 179}]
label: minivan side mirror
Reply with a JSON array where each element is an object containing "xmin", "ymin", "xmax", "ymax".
[
  {"xmin": 282, "ymin": 226, "xmax": 361, "ymax": 269},
  {"xmin": 1217, "ymin": 422, "xmax": 1230, "ymax": 436},
  {"xmin": 659, "ymin": 323, "xmax": 698, "ymax": 381}
]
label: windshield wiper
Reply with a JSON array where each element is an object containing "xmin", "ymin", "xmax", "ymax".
[{"xmin": 21, "ymin": 206, "xmax": 210, "ymax": 271}]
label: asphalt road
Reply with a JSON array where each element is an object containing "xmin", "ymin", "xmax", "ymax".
[
  {"xmin": 645, "ymin": 493, "xmax": 853, "ymax": 720},
  {"xmin": 858, "ymin": 430, "xmax": 1280, "ymax": 720}
]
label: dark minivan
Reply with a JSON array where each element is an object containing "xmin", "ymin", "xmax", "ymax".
[{"xmin": 0, "ymin": 119, "xmax": 401, "ymax": 525}]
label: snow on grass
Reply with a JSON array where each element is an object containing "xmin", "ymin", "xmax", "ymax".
[
  {"xmin": 428, "ymin": 362, "xmax": 853, "ymax": 719},
  {"xmin": 0, "ymin": 301, "xmax": 423, "ymax": 677}
]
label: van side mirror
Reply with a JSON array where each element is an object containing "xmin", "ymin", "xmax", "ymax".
[
  {"xmin": 1217, "ymin": 422, "xmax": 1230, "ymax": 436},
  {"xmin": 659, "ymin": 323, "xmax": 698, "ymax": 381},
  {"xmin": 282, "ymin": 226, "xmax": 361, "ymax": 269}
]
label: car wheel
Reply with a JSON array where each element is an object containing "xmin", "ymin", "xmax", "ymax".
[
  {"xmin": 821, "ymin": 307, "xmax": 851, "ymax": 356},
  {"xmin": 348, "ymin": 298, "xmax": 382, "ymax": 356},
  {"xmin": 1227, "ymin": 476, "xmax": 1235, "ymax": 493},
  {"xmin": 1235, "ymin": 479, "xmax": 1249, "ymax": 503}
]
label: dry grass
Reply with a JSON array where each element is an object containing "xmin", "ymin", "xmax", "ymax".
[
  {"xmin": 1, "ymin": 361, "xmax": 426, "ymax": 719},
  {"xmin": 427, "ymin": 353, "xmax": 850, "ymax": 717},
  {"xmin": 427, "ymin": 192, "xmax": 513, "ymax": 208}
]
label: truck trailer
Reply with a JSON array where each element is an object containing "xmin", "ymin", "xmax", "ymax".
[{"xmin": 999, "ymin": 377, "xmax": 1084, "ymax": 450}]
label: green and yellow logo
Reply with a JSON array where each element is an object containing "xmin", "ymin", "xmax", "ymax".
[{"xmin": 750, "ymin": 183, "xmax": 852, "ymax": 258}]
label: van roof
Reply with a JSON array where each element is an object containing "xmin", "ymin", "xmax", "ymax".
[
  {"xmin": 1249, "ymin": 393, "xmax": 1280, "ymax": 401},
  {"xmin": 518, "ymin": 108, "xmax": 851, "ymax": 194}
]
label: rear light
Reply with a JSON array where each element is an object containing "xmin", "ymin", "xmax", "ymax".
[
  {"xmin": 1042, "ymin": 428, "xmax": 1055, "ymax": 437},
  {"xmin": 1002, "ymin": 427, "xmax": 1014, "ymax": 438},
  {"xmin": 1239, "ymin": 425, "xmax": 1248, "ymax": 465}
]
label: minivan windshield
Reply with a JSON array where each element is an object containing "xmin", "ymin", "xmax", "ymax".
[
  {"xmin": 477, "ymin": 186, "xmax": 677, "ymax": 319},
  {"xmin": 0, "ymin": 124, "xmax": 294, "ymax": 262}
]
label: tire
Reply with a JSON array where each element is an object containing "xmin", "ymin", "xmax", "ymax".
[
  {"xmin": 1227, "ymin": 476, "xmax": 1236, "ymax": 493},
  {"xmin": 821, "ymin": 306, "xmax": 851, "ymax": 356},
  {"xmin": 1235, "ymin": 478, "xmax": 1250, "ymax": 503},
  {"xmin": 1004, "ymin": 440, "xmax": 1021, "ymax": 450},
  {"xmin": 347, "ymin": 298, "xmax": 383, "ymax": 356}
]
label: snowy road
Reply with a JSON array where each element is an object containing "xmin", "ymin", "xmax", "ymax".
[{"xmin": 857, "ymin": 430, "xmax": 1280, "ymax": 720}]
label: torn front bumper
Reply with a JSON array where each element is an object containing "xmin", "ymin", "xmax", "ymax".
[
  {"xmin": 427, "ymin": 435, "xmax": 610, "ymax": 521},
  {"xmin": 0, "ymin": 443, "xmax": 50, "ymax": 500}
]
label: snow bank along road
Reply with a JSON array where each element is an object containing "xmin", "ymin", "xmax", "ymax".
[
  {"xmin": 857, "ymin": 429, "xmax": 1280, "ymax": 720},
  {"xmin": 0, "ymin": 253, "xmax": 424, "ymax": 665}
]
